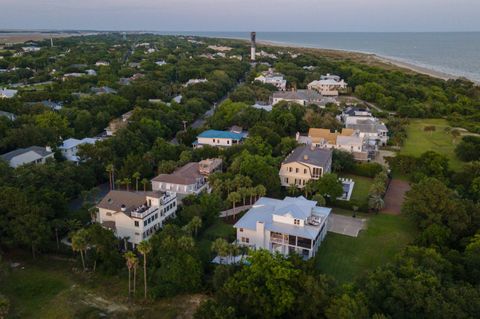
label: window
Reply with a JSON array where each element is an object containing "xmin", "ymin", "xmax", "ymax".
[
  {"xmin": 143, "ymin": 221, "xmax": 147, "ymax": 226},
  {"xmin": 289, "ymin": 167, "xmax": 292, "ymax": 172},
  {"xmin": 294, "ymin": 219, "xmax": 300, "ymax": 225},
  {"xmin": 239, "ymin": 228, "xmax": 244, "ymax": 232},
  {"xmin": 285, "ymin": 178, "xmax": 289, "ymax": 184},
  {"xmin": 297, "ymin": 236, "xmax": 312, "ymax": 249},
  {"xmin": 304, "ymin": 169, "xmax": 307, "ymax": 174},
  {"xmin": 227, "ymin": 140, "xmax": 230, "ymax": 144},
  {"xmin": 289, "ymin": 235, "xmax": 297, "ymax": 246},
  {"xmin": 134, "ymin": 221, "xmax": 139, "ymax": 227},
  {"xmin": 245, "ymin": 238, "xmax": 250, "ymax": 243},
  {"xmin": 295, "ymin": 168, "xmax": 299, "ymax": 173}
]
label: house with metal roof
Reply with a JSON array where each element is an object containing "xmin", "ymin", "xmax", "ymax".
[
  {"xmin": 1, "ymin": 146, "xmax": 54, "ymax": 168},
  {"xmin": 193, "ymin": 129, "xmax": 247, "ymax": 148},
  {"xmin": 279, "ymin": 145, "xmax": 332, "ymax": 189},
  {"xmin": 0, "ymin": 110, "xmax": 16, "ymax": 121},
  {"xmin": 234, "ymin": 196, "xmax": 331, "ymax": 259},
  {"xmin": 59, "ymin": 137, "xmax": 99, "ymax": 163},
  {"xmin": 96, "ymin": 190, "xmax": 177, "ymax": 246},
  {"xmin": 308, "ymin": 74, "xmax": 348, "ymax": 96},
  {"xmin": 0, "ymin": 88, "xmax": 18, "ymax": 99},
  {"xmin": 271, "ymin": 89, "xmax": 323, "ymax": 106}
]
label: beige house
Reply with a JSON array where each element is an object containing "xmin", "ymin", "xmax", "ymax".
[
  {"xmin": 296, "ymin": 128, "xmax": 371, "ymax": 161},
  {"xmin": 151, "ymin": 158, "xmax": 222, "ymax": 195},
  {"xmin": 279, "ymin": 146, "xmax": 332, "ymax": 189},
  {"xmin": 307, "ymin": 74, "xmax": 347, "ymax": 96}
]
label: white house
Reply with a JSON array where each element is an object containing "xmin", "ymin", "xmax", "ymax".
[
  {"xmin": 0, "ymin": 110, "xmax": 16, "ymax": 121},
  {"xmin": 234, "ymin": 196, "xmax": 331, "ymax": 259},
  {"xmin": 0, "ymin": 88, "xmax": 18, "ymax": 99},
  {"xmin": 151, "ymin": 158, "xmax": 222, "ymax": 195},
  {"xmin": 194, "ymin": 130, "xmax": 247, "ymax": 148},
  {"xmin": 59, "ymin": 138, "xmax": 99, "ymax": 163},
  {"xmin": 254, "ymin": 69, "xmax": 286, "ymax": 90},
  {"xmin": 22, "ymin": 46, "xmax": 41, "ymax": 52},
  {"xmin": 96, "ymin": 190, "xmax": 177, "ymax": 246},
  {"xmin": 184, "ymin": 78, "xmax": 208, "ymax": 87},
  {"xmin": 308, "ymin": 74, "xmax": 347, "ymax": 96},
  {"xmin": 95, "ymin": 61, "xmax": 110, "ymax": 66},
  {"xmin": 155, "ymin": 60, "xmax": 167, "ymax": 66},
  {"xmin": 0, "ymin": 146, "xmax": 54, "ymax": 168}
]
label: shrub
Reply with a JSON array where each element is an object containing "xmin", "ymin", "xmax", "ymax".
[{"xmin": 347, "ymin": 162, "xmax": 384, "ymax": 178}]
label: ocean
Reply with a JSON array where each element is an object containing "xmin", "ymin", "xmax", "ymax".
[{"xmin": 159, "ymin": 31, "xmax": 480, "ymax": 83}]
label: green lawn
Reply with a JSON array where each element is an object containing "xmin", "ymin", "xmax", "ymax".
[
  {"xmin": 401, "ymin": 119, "xmax": 463, "ymax": 170},
  {"xmin": 315, "ymin": 213, "xmax": 416, "ymax": 283},
  {"xmin": 341, "ymin": 174, "xmax": 374, "ymax": 204}
]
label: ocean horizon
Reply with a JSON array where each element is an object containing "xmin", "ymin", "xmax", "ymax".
[{"xmin": 157, "ymin": 31, "xmax": 480, "ymax": 83}]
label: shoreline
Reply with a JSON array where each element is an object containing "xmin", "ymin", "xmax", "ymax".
[
  {"xmin": 206, "ymin": 35, "xmax": 479, "ymax": 85},
  {"xmin": 255, "ymin": 39, "xmax": 479, "ymax": 84}
]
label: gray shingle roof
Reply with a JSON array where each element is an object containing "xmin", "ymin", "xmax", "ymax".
[
  {"xmin": 0, "ymin": 146, "xmax": 52, "ymax": 162},
  {"xmin": 283, "ymin": 146, "xmax": 332, "ymax": 168}
]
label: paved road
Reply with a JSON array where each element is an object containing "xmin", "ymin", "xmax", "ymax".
[
  {"xmin": 328, "ymin": 213, "xmax": 366, "ymax": 237},
  {"xmin": 170, "ymin": 79, "xmax": 246, "ymax": 143}
]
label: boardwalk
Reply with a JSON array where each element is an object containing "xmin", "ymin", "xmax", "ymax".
[{"xmin": 219, "ymin": 205, "xmax": 253, "ymax": 218}]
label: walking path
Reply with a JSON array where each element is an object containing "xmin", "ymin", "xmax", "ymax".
[
  {"xmin": 219, "ymin": 205, "xmax": 253, "ymax": 218},
  {"xmin": 382, "ymin": 179, "xmax": 410, "ymax": 215}
]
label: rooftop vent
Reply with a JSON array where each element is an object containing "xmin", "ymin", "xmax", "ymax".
[
  {"xmin": 304, "ymin": 154, "xmax": 309, "ymax": 160},
  {"xmin": 120, "ymin": 204, "xmax": 126, "ymax": 212}
]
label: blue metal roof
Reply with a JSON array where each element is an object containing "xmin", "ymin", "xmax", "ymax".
[{"xmin": 197, "ymin": 130, "xmax": 245, "ymax": 140}]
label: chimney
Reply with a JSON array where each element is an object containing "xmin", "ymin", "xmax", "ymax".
[
  {"xmin": 45, "ymin": 146, "xmax": 52, "ymax": 152},
  {"xmin": 304, "ymin": 154, "xmax": 309, "ymax": 160}
]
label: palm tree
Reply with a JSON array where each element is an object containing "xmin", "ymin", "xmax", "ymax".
[
  {"xmin": 137, "ymin": 241, "xmax": 152, "ymax": 299},
  {"xmin": 227, "ymin": 192, "xmax": 241, "ymax": 220},
  {"xmin": 287, "ymin": 184, "xmax": 298, "ymax": 196},
  {"xmin": 106, "ymin": 164, "xmax": 115, "ymax": 190},
  {"xmin": 304, "ymin": 181, "xmax": 315, "ymax": 198},
  {"xmin": 124, "ymin": 251, "xmax": 136, "ymax": 299},
  {"xmin": 51, "ymin": 219, "xmax": 64, "ymax": 250},
  {"xmin": 133, "ymin": 172, "xmax": 141, "ymax": 192},
  {"xmin": 189, "ymin": 216, "xmax": 202, "ymax": 237},
  {"xmin": 238, "ymin": 187, "xmax": 248, "ymax": 206},
  {"xmin": 255, "ymin": 185, "xmax": 266, "ymax": 201},
  {"xmin": 369, "ymin": 195, "xmax": 385, "ymax": 214},
  {"xmin": 66, "ymin": 219, "xmax": 82, "ymax": 237},
  {"xmin": 71, "ymin": 229, "xmax": 88, "ymax": 271},
  {"xmin": 248, "ymin": 187, "xmax": 256, "ymax": 205},
  {"xmin": 211, "ymin": 238, "xmax": 229, "ymax": 264},
  {"xmin": 224, "ymin": 179, "xmax": 234, "ymax": 196},
  {"xmin": 124, "ymin": 178, "xmax": 132, "ymax": 192},
  {"xmin": 141, "ymin": 178, "xmax": 149, "ymax": 192}
]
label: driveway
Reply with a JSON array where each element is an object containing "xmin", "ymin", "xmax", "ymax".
[{"xmin": 328, "ymin": 213, "xmax": 366, "ymax": 237}]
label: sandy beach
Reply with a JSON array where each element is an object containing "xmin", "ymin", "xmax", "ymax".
[{"xmin": 253, "ymin": 39, "xmax": 476, "ymax": 83}]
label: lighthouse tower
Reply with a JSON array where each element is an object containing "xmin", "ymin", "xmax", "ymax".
[{"xmin": 250, "ymin": 32, "xmax": 256, "ymax": 62}]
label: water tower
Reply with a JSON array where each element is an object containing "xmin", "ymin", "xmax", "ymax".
[{"xmin": 250, "ymin": 32, "xmax": 256, "ymax": 61}]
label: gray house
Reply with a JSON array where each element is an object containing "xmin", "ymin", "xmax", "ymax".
[{"xmin": 1, "ymin": 146, "xmax": 54, "ymax": 168}]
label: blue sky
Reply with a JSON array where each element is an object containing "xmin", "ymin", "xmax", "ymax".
[{"xmin": 1, "ymin": 0, "xmax": 479, "ymax": 32}]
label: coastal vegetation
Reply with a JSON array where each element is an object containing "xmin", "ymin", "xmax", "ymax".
[{"xmin": 1, "ymin": 34, "xmax": 480, "ymax": 318}]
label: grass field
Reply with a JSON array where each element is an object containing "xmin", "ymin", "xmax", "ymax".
[
  {"xmin": 342, "ymin": 174, "xmax": 374, "ymax": 204},
  {"xmin": 401, "ymin": 119, "xmax": 463, "ymax": 170},
  {"xmin": 0, "ymin": 253, "xmax": 205, "ymax": 318},
  {"xmin": 315, "ymin": 213, "xmax": 416, "ymax": 283}
]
